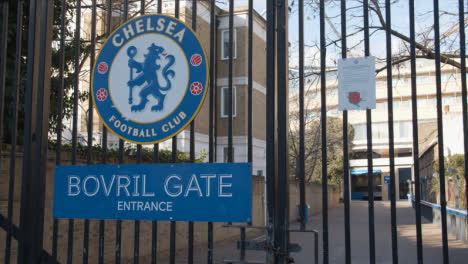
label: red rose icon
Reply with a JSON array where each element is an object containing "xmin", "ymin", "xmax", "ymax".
[
  {"xmin": 96, "ymin": 88, "xmax": 108, "ymax": 101},
  {"xmin": 348, "ymin": 91, "xmax": 362, "ymax": 106},
  {"xmin": 190, "ymin": 54, "xmax": 202, "ymax": 66},
  {"xmin": 190, "ymin": 82, "xmax": 203, "ymax": 95}
]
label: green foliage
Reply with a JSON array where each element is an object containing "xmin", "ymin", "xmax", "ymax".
[
  {"xmin": 2, "ymin": 0, "xmax": 89, "ymax": 144},
  {"xmin": 432, "ymin": 154, "xmax": 466, "ymax": 209},
  {"xmin": 48, "ymin": 139, "xmax": 208, "ymax": 164},
  {"xmin": 289, "ymin": 116, "xmax": 354, "ymax": 189}
]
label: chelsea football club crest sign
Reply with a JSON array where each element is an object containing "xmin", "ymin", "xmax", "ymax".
[{"xmin": 92, "ymin": 14, "xmax": 208, "ymax": 144}]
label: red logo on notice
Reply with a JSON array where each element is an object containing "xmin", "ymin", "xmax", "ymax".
[
  {"xmin": 96, "ymin": 88, "xmax": 108, "ymax": 101},
  {"xmin": 190, "ymin": 82, "xmax": 203, "ymax": 95},
  {"xmin": 348, "ymin": 91, "xmax": 362, "ymax": 106},
  {"xmin": 190, "ymin": 54, "xmax": 202, "ymax": 66},
  {"xmin": 97, "ymin": 62, "xmax": 108, "ymax": 74}
]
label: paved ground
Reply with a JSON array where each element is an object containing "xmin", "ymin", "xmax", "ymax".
[{"xmin": 160, "ymin": 201, "xmax": 468, "ymax": 263}]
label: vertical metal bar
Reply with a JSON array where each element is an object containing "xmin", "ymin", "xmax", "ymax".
[
  {"xmin": 298, "ymin": 0, "xmax": 306, "ymax": 232},
  {"xmin": 340, "ymin": 1, "xmax": 351, "ymax": 263},
  {"xmin": 29, "ymin": 0, "xmax": 51, "ymax": 260},
  {"xmin": 319, "ymin": 1, "xmax": 328, "ymax": 263},
  {"xmin": 363, "ymin": 1, "xmax": 375, "ymax": 263},
  {"xmin": 384, "ymin": 1, "xmax": 398, "ymax": 263},
  {"xmin": 170, "ymin": 2, "xmax": 179, "ymax": 262},
  {"xmin": 151, "ymin": 217, "xmax": 158, "ymax": 264},
  {"xmin": 52, "ymin": 0, "xmax": 66, "ymax": 258},
  {"xmin": 214, "ymin": 24, "xmax": 219, "ymax": 162},
  {"xmin": 169, "ymin": 220, "xmax": 176, "ymax": 264},
  {"xmin": 17, "ymin": 0, "xmax": 37, "ymax": 261},
  {"xmin": 14, "ymin": 0, "xmax": 50, "ymax": 261},
  {"xmin": 228, "ymin": 0, "xmax": 233, "ymax": 163},
  {"xmin": 84, "ymin": 1, "xmax": 97, "ymax": 263},
  {"xmin": 188, "ymin": 221, "xmax": 194, "ymax": 264},
  {"xmin": 239, "ymin": 0, "xmax": 254, "ymax": 259},
  {"xmin": 276, "ymin": 0, "xmax": 289, "ymax": 262},
  {"xmin": 314, "ymin": 232, "xmax": 318, "ymax": 264},
  {"xmin": 458, "ymin": 0, "xmax": 468, "ymax": 233},
  {"xmin": 433, "ymin": 0, "xmax": 449, "ymax": 262},
  {"xmin": 151, "ymin": 142, "xmax": 159, "ymax": 264},
  {"xmin": 134, "ymin": 145, "xmax": 142, "ymax": 264},
  {"xmin": 98, "ymin": 1, "xmax": 112, "ymax": 263},
  {"xmin": 187, "ymin": 1, "xmax": 197, "ymax": 263},
  {"xmin": 0, "ymin": 0, "xmax": 8, "ymax": 150},
  {"xmin": 409, "ymin": 1, "xmax": 423, "ymax": 262},
  {"xmin": 265, "ymin": 0, "xmax": 276, "ymax": 262},
  {"xmin": 157, "ymin": 0, "xmax": 162, "ymax": 13},
  {"xmin": 67, "ymin": 1, "xmax": 81, "ymax": 262},
  {"xmin": 209, "ymin": 0, "xmax": 215, "ymax": 171},
  {"xmin": 5, "ymin": 1, "xmax": 22, "ymax": 263},
  {"xmin": 138, "ymin": 0, "xmax": 148, "ymax": 260},
  {"xmin": 124, "ymin": 0, "xmax": 128, "ymax": 20},
  {"xmin": 119, "ymin": 1, "xmax": 142, "ymax": 263},
  {"xmin": 72, "ymin": 0, "xmax": 81, "ymax": 168},
  {"xmin": 208, "ymin": 1, "xmax": 215, "ymax": 263},
  {"xmin": 247, "ymin": 0, "xmax": 253, "ymax": 164}
]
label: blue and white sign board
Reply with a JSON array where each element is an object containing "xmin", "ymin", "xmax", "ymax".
[
  {"xmin": 53, "ymin": 163, "xmax": 251, "ymax": 222},
  {"xmin": 384, "ymin": 176, "xmax": 390, "ymax": 184},
  {"xmin": 92, "ymin": 14, "xmax": 208, "ymax": 144}
]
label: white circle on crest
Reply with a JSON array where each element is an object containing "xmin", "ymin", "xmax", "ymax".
[{"xmin": 109, "ymin": 33, "xmax": 189, "ymax": 123}]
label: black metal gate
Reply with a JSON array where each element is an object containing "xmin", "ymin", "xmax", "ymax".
[{"xmin": 0, "ymin": 0, "xmax": 467, "ymax": 263}]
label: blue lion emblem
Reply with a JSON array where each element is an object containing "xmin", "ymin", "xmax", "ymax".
[{"xmin": 127, "ymin": 43, "xmax": 175, "ymax": 112}]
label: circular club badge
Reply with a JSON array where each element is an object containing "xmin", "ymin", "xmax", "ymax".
[{"xmin": 92, "ymin": 14, "xmax": 208, "ymax": 144}]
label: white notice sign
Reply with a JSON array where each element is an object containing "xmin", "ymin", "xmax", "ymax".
[{"xmin": 338, "ymin": 56, "xmax": 376, "ymax": 110}]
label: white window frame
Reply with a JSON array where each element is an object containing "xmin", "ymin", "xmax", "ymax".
[
  {"xmin": 220, "ymin": 86, "xmax": 237, "ymax": 118},
  {"xmin": 221, "ymin": 29, "xmax": 237, "ymax": 60}
]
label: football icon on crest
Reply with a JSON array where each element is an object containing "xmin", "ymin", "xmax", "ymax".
[
  {"xmin": 97, "ymin": 62, "xmax": 108, "ymax": 74},
  {"xmin": 190, "ymin": 54, "xmax": 202, "ymax": 66},
  {"xmin": 92, "ymin": 14, "xmax": 208, "ymax": 144}
]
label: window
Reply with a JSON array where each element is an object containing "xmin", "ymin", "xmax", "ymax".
[
  {"xmin": 372, "ymin": 123, "xmax": 388, "ymax": 140},
  {"xmin": 416, "ymin": 75, "xmax": 433, "ymax": 84},
  {"xmin": 376, "ymin": 101, "xmax": 387, "ymax": 110},
  {"xmin": 398, "ymin": 121, "xmax": 412, "ymax": 139},
  {"xmin": 221, "ymin": 29, "xmax": 237, "ymax": 60},
  {"xmin": 418, "ymin": 97, "xmax": 436, "ymax": 107},
  {"xmin": 223, "ymin": 147, "xmax": 235, "ymax": 162},
  {"xmin": 353, "ymin": 124, "xmax": 367, "ymax": 140},
  {"xmin": 441, "ymin": 73, "xmax": 455, "ymax": 82},
  {"xmin": 400, "ymin": 99, "xmax": 411, "ymax": 109},
  {"xmin": 442, "ymin": 96, "xmax": 457, "ymax": 106},
  {"xmin": 221, "ymin": 87, "xmax": 237, "ymax": 118}
]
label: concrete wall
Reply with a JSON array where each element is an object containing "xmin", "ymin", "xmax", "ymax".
[
  {"xmin": 288, "ymin": 181, "xmax": 341, "ymax": 222},
  {"xmin": 420, "ymin": 201, "xmax": 468, "ymax": 243}
]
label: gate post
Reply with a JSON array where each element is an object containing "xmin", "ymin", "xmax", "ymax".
[
  {"xmin": 17, "ymin": 0, "xmax": 53, "ymax": 262},
  {"xmin": 275, "ymin": 0, "xmax": 290, "ymax": 263},
  {"xmin": 266, "ymin": 0, "xmax": 290, "ymax": 263}
]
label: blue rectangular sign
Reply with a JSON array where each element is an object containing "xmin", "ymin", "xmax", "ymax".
[
  {"xmin": 53, "ymin": 163, "xmax": 252, "ymax": 222},
  {"xmin": 384, "ymin": 176, "xmax": 390, "ymax": 184}
]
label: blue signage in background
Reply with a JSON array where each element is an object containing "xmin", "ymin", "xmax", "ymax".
[
  {"xmin": 53, "ymin": 163, "xmax": 251, "ymax": 222},
  {"xmin": 384, "ymin": 176, "xmax": 390, "ymax": 184}
]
